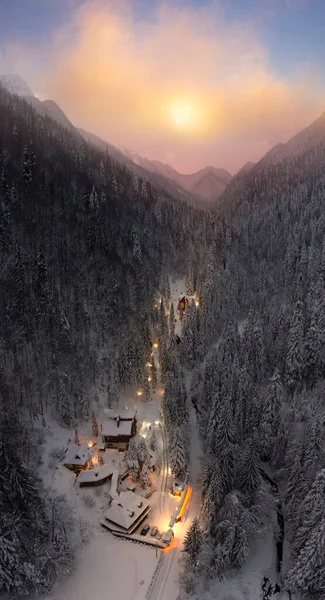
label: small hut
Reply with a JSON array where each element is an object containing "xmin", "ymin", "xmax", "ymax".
[
  {"xmin": 64, "ymin": 443, "xmax": 90, "ymax": 471},
  {"xmin": 177, "ymin": 296, "xmax": 188, "ymax": 319}
]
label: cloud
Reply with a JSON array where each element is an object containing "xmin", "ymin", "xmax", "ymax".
[{"xmin": 2, "ymin": 0, "xmax": 325, "ymax": 172}]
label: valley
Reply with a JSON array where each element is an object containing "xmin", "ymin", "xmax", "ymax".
[{"xmin": 2, "ymin": 38, "xmax": 325, "ymax": 600}]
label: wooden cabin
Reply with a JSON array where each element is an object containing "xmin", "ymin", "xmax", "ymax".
[
  {"xmin": 64, "ymin": 443, "xmax": 90, "ymax": 471},
  {"xmin": 177, "ymin": 296, "xmax": 188, "ymax": 318},
  {"xmin": 101, "ymin": 411, "xmax": 137, "ymax": 451}
]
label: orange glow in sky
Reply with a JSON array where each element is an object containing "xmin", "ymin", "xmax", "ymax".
[{"xmin": 2, "ymin": 1, "xmax": 325, "ymax": 173}]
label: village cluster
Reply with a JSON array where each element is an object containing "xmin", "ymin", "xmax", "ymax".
[
  {"xmin": 62, "ymin": 406, "xmax": 190, "ymax": 550},
  {"xmin": 60, "ymin": 291, "xmax": 194, "ymax": 552}
]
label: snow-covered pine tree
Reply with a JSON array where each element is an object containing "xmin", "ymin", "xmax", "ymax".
[
  {"xmin": 238, "ymin": 428, "xmax": 261, "ymax": 502},
  {"xmin": 285, "ymin": 517, "xmax": 325, "ymax": 594},
  {"xmin": 92, "ymin": 412, "xmax": 99, "ymax": 438},
  {"xmin": 139, "ymin": 456, "xmax": 152, "ymax": 488},
  {"xmin": 183, "ymin": 518, "xmax": 203, "ymax": 563},
  {"xmin": 137, "ymin": 437, "xmax": 150, "ymax": 466},
  {"xmin": 260, "ymin": 369, "xmax": 283, "ymax": 460},
  {"xmin": 107, "ymin": 358, "xmax": 119, "ymax": 408},
  {"xmin": 74, "ymin": 429, "xmax": 80, "ymax": 445},
  {"xmin": 78, "ymin": 391, "xmax": 90, "ymax": 419},
  {"xmin": 143, "ymin": 377, "xmax": 151, "ymax": 403},
  {"xmin": 169, "ymin": 302, "xmax": 175, "ymax": 334},
  {"xmin": 122, "ymin": 438, "xmax": 140, "ymax": 479},
  {"xmin": 59, "ymin": 380, "xmax": 73, "ymax": 428},
  {"xmin": 151, "ymin": 356, "xmax": 157, "ymax": 391},
  {"xmin": 304, "ymin": 310, "xmax": 321, "ymax": 388},
  {"xmin": 169, "ymin": 427, "xmax": 187, "ymax": 479},
  {"xmin": 285, "ymin": 300, "xmax": 304, "ymax": 394},
  {"xmin": 150, "ymin": 428, "xmax": 158, "ymax": 452},
  {"xmin": 291, "ymin": 468, "xmax": 325, "ymax": 558}
]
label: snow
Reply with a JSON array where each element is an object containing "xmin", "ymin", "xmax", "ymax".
[
  {"xmin": 196, "ymin": 525, "xmax": 277, "ymax": 600},
  {"xmin": 64, "ymin": 443, "xmax": 89, "ymax": 467},
  {"xmin": 0, "ymin": 74, "xmax": 35, "ymax": 97},
  {"xmin": 40, "ymin": 276, "xmax": 206, "ymax": 600},
  {"xmin": 78, "ymin": 463, "xmax": 115, "ymax": 485},
  {"xmin": 101, "ymin": 419, "xmax": 133, "ymax": 436},
  {"xmin": 104, "ymin": 490, "xmax": 151, "ymax": 532},
  {"xmin": 47, "ymin": 532, "xmax": 159, "ymax": 600}
]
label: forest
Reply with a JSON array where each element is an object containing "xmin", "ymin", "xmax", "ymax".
[
  {"xmin": 0, "ymin": 84, "xmax": 200, "ymax": 597},
  {"xmin": 1, "ymin": 79, "xmax": 325, "ymax": 600}
]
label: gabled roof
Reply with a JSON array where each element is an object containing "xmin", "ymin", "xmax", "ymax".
[
  {"xmin": 104, "ymin": 490, "xmax": 150, "ymax": 532},
  {"xmin": 104, "ymin": 408, "xmax": 137, "ymax": 420},
  {"xmin": 102, "ymin": 419, "xmax": 133, "ymax": 437},
  {"xmin": 64, "ymin": 443, "xmax": 89, "ymax": 466}
]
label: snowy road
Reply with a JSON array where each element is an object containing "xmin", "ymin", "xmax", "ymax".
[{"xmin": 158, "ymin": 424, "xmax": 168, "ymax": 514}]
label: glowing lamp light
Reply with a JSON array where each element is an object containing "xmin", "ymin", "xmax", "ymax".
[
  {"xmin": 148, "ymin": 376, "xmax": 152, "ymax": 382},
  {"xmin": 137, "ymin": 390, "xmax": 143, "ymax": 397},
  {"xmin": 146, "ymin": 362, "xmax": 152, "ymax": 368},
  {"xmin": 155, "ymin": 420, "xmax": 160, "ymax": 425},
  {"xmin": 168, "ymin": 467, "xmax": 172, "ymax": 475},
  {"xmin": 153, "ymin": 343, "xmax": 158, "ymax": 349},
  {"xmin": 195, "ymin": 300, "xmax": 199, "ymax": 307},
  {"xmin": 87, "ymin": 441, "xmax": 93, "ymax": 448}
]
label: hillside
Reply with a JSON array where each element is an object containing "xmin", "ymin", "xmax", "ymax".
[
  {"xmin": 181, "ymin": 107, "xmax": 325, "ymax": 599},
  {"xmin": 0, "ymin": 82, "xmax": 201, "ymax": 598}
]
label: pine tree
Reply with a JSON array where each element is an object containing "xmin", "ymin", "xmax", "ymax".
[
  {"xmin": 260, "ymin": 369, "xmax": 283, "ymax": 460},
  {"xmin": 92, "ymin": 412, "xmax": 99, "ymax": 438},
  {"xmin": 107, "ymin": 358, "xmax": 119, "ymax": 408},
  {"xmin": 238, "ymin": 429, "xmax": 261, "ymax": 502},
  {"xmin": 304, "ymin": 311, "xmax": 321, "ymax": 387},
  {"xmin": 150, "ymin": 428, "xmax": 158, "ymax": 452},
  {"xmin": 169, "ymin": 302, "xmax": 175, "ymax": 334},
  {"xmin": 292, "ymin": 469, "xmax": 325, "ymax": 557},
  {"xmin": 139, "ymin": 456, "xmax": 152, "ymax": 488},
  {"xmin": 285, "ymin": 300, "xmax": 304, "ymax": 394},
  {"xmin": 183, "ymin": 518, "xmax": 203, "ymax": 562},
  {"xmin": 143, "ymin": 377, "xmax": 151, "ymax": 403},
  {"xmin": 59, "ymin": 381, "xmax": 73, "ymax": 428},
  {"xmin": 123, "ymin": 438, "xmax": 139, "ymax": 479},
  {"xmin": 78, "ymin": 392, "xmax": 90, "ymax": 420},
  {"xmin": 74, "ymin": 429, "xmax": 80, "ymax": 445},
  {"xmin": 151, "ymin": 356, "xmax": 157, "ymax": 391},
  {"xmin": 137, "ymin": 437, "xmax": 150, "ymax": 466},
  {"xmin": 285, "ymin": 517, "xmax": 325, "ymax": 593},
  {"xmin": 169, "ymin": 427, "xmax": 187, "ymax": 479}
]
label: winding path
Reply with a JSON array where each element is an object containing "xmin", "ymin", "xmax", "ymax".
[{"xmin": 260, "ymin": 468, "xmax": 284, "ymax": 574}]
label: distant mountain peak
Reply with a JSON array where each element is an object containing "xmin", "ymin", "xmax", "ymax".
[{"xmin": 0, "ymin": 74, "xmax": 35, "ymax": 98}]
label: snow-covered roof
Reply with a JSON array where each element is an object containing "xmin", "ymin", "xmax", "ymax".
[
  {"xmin": 78, "ymin": 463, "xmax": 114, "ymax": 485},
  {"xmin": 102, "ymin": 419, "xmax": 133, "ymax": 437},
  {"xmin": 104, "ymin": 491, "xmax": 151, "ymax": 532},
  {"xmin": 103, "ymin": 408, "xmax": 136, "ymax": 420},
  {"xmin": 64, "ymin": 443, "xmax": 89, "ymax": 466}
]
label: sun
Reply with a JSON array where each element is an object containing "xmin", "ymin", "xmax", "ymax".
[{"xmin": 164, "ymin": 96, "xmax": 203, "ymax": 134}]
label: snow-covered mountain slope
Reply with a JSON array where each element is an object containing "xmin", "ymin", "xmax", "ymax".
[
  {"xmin": 0, "ymin": 74, "xmax": 35, "ymax": 97},
  {"xmin": 28, "ymin": 97, "xmax": 76, "ymax": 131},
  {"xmin": 120, "ymin": 151, "xmax": 232, "ymax": 201},
  {"xmin": 0, "ymin": 73, "xmax": 227, "ymax": 206},
  {"xmin": 0, "ymin": 74, "xmax": 75, "ymax": 131},
  {"xmin": 259, "ymin": 111, "xmax": 325, "ymax": 167},
  {"xmin": 236, "ymin": 161, "xmax": 255, "ymax": 177}
]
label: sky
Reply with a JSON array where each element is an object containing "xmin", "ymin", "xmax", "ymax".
[{"xmin": 0, "ymin": 0, "xmax": 325, "ymax": 174}]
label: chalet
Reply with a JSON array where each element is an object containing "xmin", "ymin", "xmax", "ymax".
[
  {"xmin": 177, "ymin": 296, "xmax": 188, "ymax": 318},
  {"xmin": 101, "ymin": 410, "xmax": 137, "ymax": 451},
  {"xmin": 103, "ymin": 490, "xmax": 151, "ymax": 534},
  {"xmin": 64, "ymin": 443, "xmax": 90, "ymax": 471}
]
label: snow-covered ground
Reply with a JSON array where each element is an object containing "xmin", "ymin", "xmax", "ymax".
[
  {"xmin": 196, "ymin": 525, "xmax": 278, "ymax": 600},
  {"xmin": 40, "ymin": 276, "xmax": 279, "ymax": 600},
  {"xmin": 40, "ymin": 277, "xmax": 189, "ymax": 600},
  {"xmin": 49, "ymin": 531, "xmax": 159, "ymax": 600}
]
